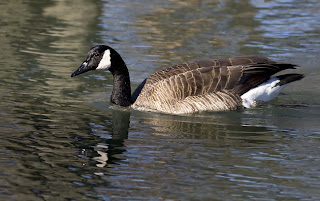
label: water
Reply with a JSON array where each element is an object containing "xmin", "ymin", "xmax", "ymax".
[{"xmin": 1, "ymin": 0, "xmax": 320, "ymax": 200}]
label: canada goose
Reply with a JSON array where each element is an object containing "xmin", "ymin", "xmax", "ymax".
[{"xmin": 71, "ymin": 45, "xmax": 304, "ymax": 114}]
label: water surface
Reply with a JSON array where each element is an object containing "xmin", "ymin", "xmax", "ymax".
[{"xmin": 0, "ymin": 0, "xmax": 320, "ymax": 200}]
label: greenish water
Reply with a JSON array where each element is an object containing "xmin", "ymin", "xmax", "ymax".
[{"xmin": 1, "ymin": 0, "xmax": 320, "ymax": 200}]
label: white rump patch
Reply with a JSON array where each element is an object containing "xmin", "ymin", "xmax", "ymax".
[
  {"xmin": 96, "ymin": 49, "xmax": 111, "ymax": 70},
  {"xmin": 241, "ymin": 77, "xmax": 285, "ymax": 108}
]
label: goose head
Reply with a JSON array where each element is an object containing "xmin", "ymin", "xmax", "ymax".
[
  {"xmin": 71, "ymin": 45, "xmax": 127, "ymax": 77},
  {"xmin": 71, "ymin": 45, "xmax": 132, "ymax": 107}
]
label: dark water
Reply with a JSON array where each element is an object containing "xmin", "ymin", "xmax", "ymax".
[{"xmin": 1, "ymin": 0, "xmax": 320, "ymax": 200}]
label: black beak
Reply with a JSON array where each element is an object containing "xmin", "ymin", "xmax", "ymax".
[{"xmin": 71, "ymin": 61, "xmax": 92, "ymax": 77}]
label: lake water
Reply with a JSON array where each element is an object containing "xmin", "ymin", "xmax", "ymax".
[{"xmin": 1, "ymin": 0, "xmax": 320, "ymax": 200}]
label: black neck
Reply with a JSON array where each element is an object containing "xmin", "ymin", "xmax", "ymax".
[{"xmin": 110, "ymin": 69, "xmax": 132, "ymax": 107}]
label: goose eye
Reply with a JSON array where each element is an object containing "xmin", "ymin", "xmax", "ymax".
[{"xmin": 94, "ymin": 53, "xmax": 100, "ymax": 57}]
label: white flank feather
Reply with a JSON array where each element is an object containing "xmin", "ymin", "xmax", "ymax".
[
  {"xmin": 241, "ymin": 77, "xmax": 285, "ymax": 108},
  {"xmin": 96, "ymin": 49, "xmax": 111, "ymax": 70}
]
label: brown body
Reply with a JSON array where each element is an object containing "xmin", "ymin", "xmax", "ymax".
[{"xmin": 132, "ymin": 56, "xmax": 299, "ymax": 114}]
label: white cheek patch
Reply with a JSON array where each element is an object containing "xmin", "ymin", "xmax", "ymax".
[{"xmin": 96, "ymin": 49, "xmax": 111, "ymax": 70}]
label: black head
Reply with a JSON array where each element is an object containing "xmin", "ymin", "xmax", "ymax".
[{"xmin": 71, "ymin": 45, "xmax": 123, "ymax": 77}]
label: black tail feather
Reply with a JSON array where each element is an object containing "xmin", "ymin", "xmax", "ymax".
[
  {"xmin": 235, "ymin": 63, "xmax": 300, "ymax": 95},
  {"xmin": 276, "ymin": 73, "xmax": 304, "ymax": 86}
]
